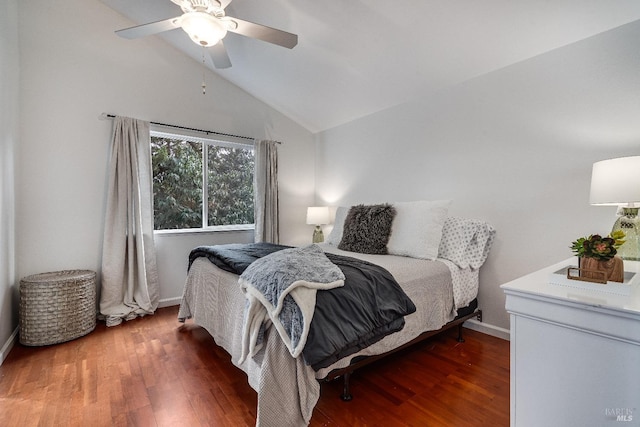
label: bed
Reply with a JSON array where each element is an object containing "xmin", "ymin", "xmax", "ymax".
[{"xmin": 178, "ymin": 204, "xmax": 495, "ymax": 427}]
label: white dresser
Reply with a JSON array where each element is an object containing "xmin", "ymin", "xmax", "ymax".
[{"xmin": 501, "ymin": 258, "xmax": 640, "ymax": 427}]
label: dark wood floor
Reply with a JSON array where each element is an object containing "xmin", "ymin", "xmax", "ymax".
[{"xmin": 0, "ymin": 306, "xmax": 509, "ymax": 426}]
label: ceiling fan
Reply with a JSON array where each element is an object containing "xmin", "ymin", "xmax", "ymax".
[{"xmin": 115, "ymin": 0, "xmax": 298, "ymax": 69}]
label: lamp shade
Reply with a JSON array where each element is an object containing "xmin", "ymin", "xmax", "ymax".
[
  {"xmin": 589, "ymin": 156, "xmax": 640, "ymax": 206},
  {"xmin": 306, "ymin": 206, "xmax": 330, "ymax": 225},
  {"xmin": 179, "ymin": 11, "xmax": 227, "ymax": 47}
]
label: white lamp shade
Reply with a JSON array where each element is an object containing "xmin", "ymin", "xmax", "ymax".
[
  {"xmin": 590, "ymin": 156, "xmax": 640, "ymax": 206},
  {"xmin": 179, "ymin": 12, "xmax": 227, "ymax": 47},
  {"xmin": 306, "ymin": 206, "xmax": 330, "ymax": 225}
]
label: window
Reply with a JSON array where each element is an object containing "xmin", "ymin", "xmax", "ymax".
[{"xmin": 151, "ymin": 130, "xmax": 255, "ymax": 231}]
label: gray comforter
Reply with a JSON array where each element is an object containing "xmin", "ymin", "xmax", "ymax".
[{"xmin": 188, "ymin": 242, "xmax": 417, "ymax": 370}]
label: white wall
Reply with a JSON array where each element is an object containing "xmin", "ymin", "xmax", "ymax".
[
  {"xmin": 0, "ymin": 0, "xmax": 19, "ymax": 362},
  {"xmin": 316, "ymin": 21, "xmax": 640, "ymax": 333},
  {"xmin": 154, "ymin": 230, "xmax": 255, "ymax": 307},
  {"xmin": 14, "ymin": 0, "xmax": 315, "ymax": 330}
]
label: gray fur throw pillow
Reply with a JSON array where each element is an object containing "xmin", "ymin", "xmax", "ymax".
[{"xmin": 338, "ymin": 204, "xmax": 397, "ymax": 254}]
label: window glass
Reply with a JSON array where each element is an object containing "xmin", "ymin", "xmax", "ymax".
[
  {"xmin": 151, "ymin": 131, "xmax": 254, "ymax": 230},
  {"xmin": 207, "ymin": 144, "xmax": 254, "ymax": 226}
]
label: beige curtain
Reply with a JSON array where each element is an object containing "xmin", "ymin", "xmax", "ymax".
[
  {"xmin": 254, "ymin": 139, "xmax": 279, "ymax": 243},
  {"xmin": 100, "ymin": 116, "xmax": 159, "ymax": 326}
]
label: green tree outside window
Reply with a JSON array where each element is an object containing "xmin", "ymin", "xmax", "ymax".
[{"xmin": 151, "ymin": 132, "xmax": 254, "ymax": 230}]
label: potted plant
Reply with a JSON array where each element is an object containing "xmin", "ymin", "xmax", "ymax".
[{"xmin": 570, "ymin": 230, "xmax": 626, "ymax": 283}]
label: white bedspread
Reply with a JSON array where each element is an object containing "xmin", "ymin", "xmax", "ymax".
[
  {"xmin": 179, "ymin": 257, "xmax": 320, "ymax": 426},
  {"xmin": 178, "ymin": 248, "xmax": 468, "ymax": 426}
]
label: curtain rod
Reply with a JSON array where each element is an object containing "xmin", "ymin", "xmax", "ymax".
[{"xmin": 99, "ymin": 113, "xmax": 282, "ymax": 144}]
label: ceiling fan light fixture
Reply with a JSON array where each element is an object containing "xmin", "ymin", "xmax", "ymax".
[
  {"xmin": 179, "ymin": 11, "xmax": 227, "ymax": 47},
  {"xmin": 115, "ymin": 0, "xmax": 298, "ymax": 70}
]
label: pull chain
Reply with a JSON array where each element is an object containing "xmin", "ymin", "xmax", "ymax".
[{"xmin": 201, "ymin": 48, "xmax": 206, "ymax": 95}]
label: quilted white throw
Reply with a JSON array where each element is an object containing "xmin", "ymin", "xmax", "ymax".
[
  {"xmin": 239, "ymin": 244, "xmax": 345, "ymax": 363},
  {"xmin": 437, "ymin": 217, "xmax": 496, "ymax": 309}
]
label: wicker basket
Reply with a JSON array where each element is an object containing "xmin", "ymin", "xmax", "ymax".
[{"xmin": 19, "ymin": 270, "xmax": 97, "ymax": 346}]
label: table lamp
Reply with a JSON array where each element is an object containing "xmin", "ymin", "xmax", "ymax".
[
  {"xmin": 590, "ymin": 156, "xmax": 640, "ymax": 260},
  {"xmin": 306, "ymin": 206, "xmax": 330, "ymax": 243}
]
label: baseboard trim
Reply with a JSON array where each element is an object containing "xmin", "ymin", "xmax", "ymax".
[
  {"xmin": 464, "ymin": 319, "xmax": 510, "ymax": 341},
  {"xmin": 0, "ymin": 327, "xmax": 18, "ymax": 366},
  {"xmin": 158, "ymin": 297, "xmax": 182, "ymax": 308}
]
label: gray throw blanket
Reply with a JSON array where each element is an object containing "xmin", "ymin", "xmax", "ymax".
[{"xmin": 238, "ymin": 244, "xmax": 345, "ymax": 363}]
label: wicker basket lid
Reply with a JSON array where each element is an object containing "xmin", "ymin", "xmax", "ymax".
[{"xmin": 21, "ymin": 270, "xmax": 95, "ymax": 285}]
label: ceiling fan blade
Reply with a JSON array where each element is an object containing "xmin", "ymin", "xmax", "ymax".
[
  {"xmin": 228, "ymin": 17, "xmax": 298, "ymax": 49},
  {"xmin": 115, "ymin": 17, "xmax": 180, "ymax": 40},
  {"xmin": 209, "ymin": 40, "xmax": 232, "ymax": 69}
]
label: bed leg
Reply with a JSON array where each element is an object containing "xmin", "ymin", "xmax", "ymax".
[
  {"xmin": 457, "ymin": 323, "xmax": 465, "ymax": 343},
  {"xmin": 340, "ymin": 373, "xmax": 353, "ymax": 402}
]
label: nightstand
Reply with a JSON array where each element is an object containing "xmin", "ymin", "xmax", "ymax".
[{"xmin": 501, "ymin": 258, "xmax": 640, "ymax": 426}]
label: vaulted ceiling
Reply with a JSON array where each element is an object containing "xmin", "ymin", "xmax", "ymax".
[{"xmin": 100, "ymin": 0, "xmax": 640, "ymax": 133}]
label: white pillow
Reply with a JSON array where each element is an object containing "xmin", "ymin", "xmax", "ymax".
[
  {"xmin": 387, "ymin": 200, "xmax": 451, "ymax": 260},
  {"xmin": 325, "ymin": 206, "xmax": 349, "ymax": 245}
]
